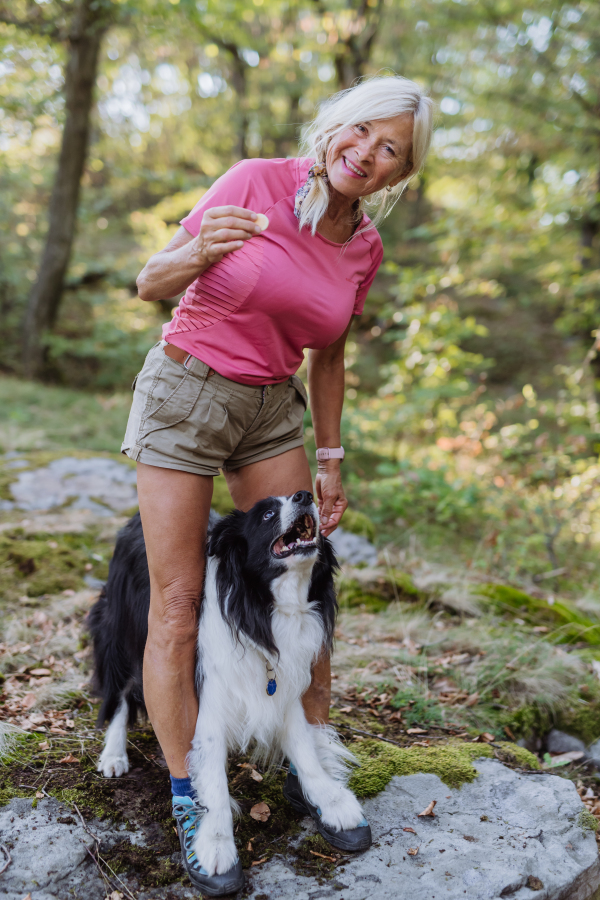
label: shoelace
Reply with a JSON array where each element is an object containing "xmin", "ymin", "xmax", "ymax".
[{"xmin": 173, "ymin": 800, "xmax": 208, "ymax": 871}]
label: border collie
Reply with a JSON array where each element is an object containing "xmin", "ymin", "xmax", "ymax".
[{"xmin": 89, "ymin": 491, "xmax": 367, "ymax": 877}]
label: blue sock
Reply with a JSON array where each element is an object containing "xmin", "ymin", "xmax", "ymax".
[
  {"xmin": 170, "ymin": 775, "xmax": 197, "ymax": 800},
  {"xmin": 289, "ymin": 761, "xmax": 298, "ymax": 776}
]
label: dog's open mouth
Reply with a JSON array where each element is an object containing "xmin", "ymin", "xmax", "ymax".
[{"xmin": 271, "ymin": 513, "xmax": 317, "ymax": 558}]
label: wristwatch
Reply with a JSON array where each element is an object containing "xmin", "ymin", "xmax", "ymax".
[{"xmin": 316, "ymin": 446, "xmax": 345, "ymax": 462}]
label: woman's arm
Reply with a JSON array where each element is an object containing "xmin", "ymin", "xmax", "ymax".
[
  {"xmin": 307, "ymin": 319, "xmax": 353, "ymax": 537},
  {"xmin": 136, "ymin": 206, "xmax": 261, "ymax": 302}
]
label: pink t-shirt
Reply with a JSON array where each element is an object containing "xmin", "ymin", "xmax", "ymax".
[{"xmin": 162, "ymin": 157, "xmax": 384, "ymax": 385}]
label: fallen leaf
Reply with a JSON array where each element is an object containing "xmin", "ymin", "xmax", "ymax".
[
  {"xmin": 412, "ymin": 741, "xmax": 430, "ymax": 748},
  {"xmin": 418, "ymin": 800, "xmax": 437, "ymax": 818},
  {"xmin": 249, "ymin": 802, "xmax": 270, "ymax": 822},
  {"xmin": 29, "ymin": 668, "xmax": 52, "ymax": 676},
  {"xmin": 407, "ymin": 727, "xmax": 427, "ymax": 735},
  {"xmin": 463, "ymin": 835, "xmax": 478, "ymax": 842},
  {"xmin": 250, "ymin": 770, "xmax": 263, "ymax": 782},
  {"xmin": 407, "ymin": 847, "xmax": 419, "ymax": 856},
  {"xmin": 38, "ymin": 741, "xmax": 50, "ymax": 751},
  {"xmin": 246, "ymin": 841, "xmax": 253, "ymax": 851},
  {"xmin": 251, "ymin": 857, "xmax": 268, "ymax": 866},
  {"xmin": 339, "ymin": 706, "xmax": 354, "ymax": 713},
  {"xmin": 309, "ymin": 850, "xmax": 336, "ymax": 862},
  {"xmin": 527, "ymin": 876, "xmax": 544, "ymax": 891},
  {"xmin": 503, "ymin": 725, "xmax": 516, "ymax": 740},
  {"xmin": 543, "ymin": 750, "xmax": 585, "ymax": 768},
  {"xmin": 35, "ymin": 791, "xmax": 44, "ymax": 799},
  {"xmin": 21, "ymin": 895, "xmax": 33, "ymax": 900},
  {"xmin": 109, "ymin": 893, "xmax": 124, "ymax": 900},
  {"xmin": 58, "ymin": 753, "xmax": 79, "ymax": 764},
  {"xmin": 388, "ymin": 711, "xmax": 403, "ymax": 722},
  {"xmin": 21, "ymin": 693, "xmax": 37, "ymax": 710},
  {"xmin": 238, "ymin": 762, "xmax": 257, "ymax": 769},
  {"xmin": 403, "ymin": 827, "xmax": 416, "ymax": 834},
  {"xmin": 464, "ymin": 692, "xmax": 479, "ymax": 707},
  {"xmin": 473, "ymin": 732, "xmax": 495, "ymax": 743},
  {"xmin": 49, "ymin": 727, "xmax": 68, "ymax": 735}
]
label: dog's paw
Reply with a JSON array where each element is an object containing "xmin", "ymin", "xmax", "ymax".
[
  {"xmin": 316, "ymin": 787, "xmax": 365, "ymax": 832},
  {"xmin": 97, "ymin": 749, "xmax": 130, "ymax": 778},
  {"xmin": 193, "ymin": 816, "xmax": 238, "ymax": 875}
]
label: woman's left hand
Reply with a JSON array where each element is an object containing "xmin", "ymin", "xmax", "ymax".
[{"xmin": 315, "ymin": 462, "xmax": 348, "ymax": 537}]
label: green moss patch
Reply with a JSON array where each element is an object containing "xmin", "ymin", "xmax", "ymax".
[
  {"xmin": 578, "ymin": 808, "xmax": 599, "ymax": 833},
  {"xmin": 340, "ymin": 509, "xmax": 376, "ymax": 544},
  {"xmin": 348, "ymin": 739, "xmax": 540, "ymax": 798},
  {"xmin": 0, "ymin": 528, "xmax": 112, "ymax": 605},
  {"xmin": 477, "ymin": 584, "xmax": 600, "ymax": 645}
]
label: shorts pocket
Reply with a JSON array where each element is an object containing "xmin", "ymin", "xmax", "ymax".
[
  {"xmin": 143, "ymin": 357, "xmax": 207, "ymax": 427},
  {"xmin": 290, "ymin": 375, "xmax": 308, "ymax": 411}
]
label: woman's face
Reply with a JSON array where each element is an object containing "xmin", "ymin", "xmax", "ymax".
[{"xmin": 325, "ymin": 114, "xmax": 415, "ymax": 201}]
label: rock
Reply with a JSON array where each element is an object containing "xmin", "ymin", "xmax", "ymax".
[
  {"xmin": 9, "ymin": 457, "xmax": 138, "ymax": 516},
  {"xmin": 546, "ymin": 729, "xmax": 588, "ymax": 756},
  {"xmin": 329, "ymin": 527, "xmax": 378, "ymax": 566},
  {"xmin": 4, "ymin": 760, "xmax": 598, "ymax": 899},
  {"xmin": 248, "ymin": 759, "xmax": 600, "ymax": 900},
  {"xmin": 587, "ymin": 738, "xmax": 600, "ymax": 767}
]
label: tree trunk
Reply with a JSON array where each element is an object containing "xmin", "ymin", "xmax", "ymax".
[{"xmin": 23, "ymin": 0, "xmax": 110, "ymax": 378}]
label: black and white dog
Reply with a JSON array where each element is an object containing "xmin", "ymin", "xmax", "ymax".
[{"xmin": 89, "ymin": 491, "xmax": 366, "ymax": 877}]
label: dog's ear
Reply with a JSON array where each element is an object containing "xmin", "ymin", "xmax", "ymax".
[
  {"xmin": 209, "ymin": 510, "xmax": 279, "ymax": 657},
  {"xmin": 308, "ymin": 535, "xmax": 339, "ymax": 652}
]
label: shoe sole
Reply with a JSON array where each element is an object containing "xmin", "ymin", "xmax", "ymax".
[
  {"xmin": 176, "ymin": 822, "xmax": 245, "ymax": 896},
  {"xmin": 283, "ymin": 784, "xmax": 371, "ymax": 852}
]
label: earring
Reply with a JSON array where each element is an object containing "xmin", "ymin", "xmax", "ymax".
[{"xmin": 386, "ymin": 185, "xmax": 393, "ymax": 193}]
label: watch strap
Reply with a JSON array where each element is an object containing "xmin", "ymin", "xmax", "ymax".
[{"xmin": 316, "ymin": 446, "xmax": 345, "ymax": 461}]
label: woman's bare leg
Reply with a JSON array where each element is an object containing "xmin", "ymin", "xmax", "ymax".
[
  {"xmin": 137, "ymin": 462, "xmax": 213, "ymax": 777},
  {"xmin": 224, "ymin": 447, "xmax": 331, "ymax": 724}
]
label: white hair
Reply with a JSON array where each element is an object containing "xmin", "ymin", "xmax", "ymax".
[{"xmin": 298, "ymin": 74, "xmax": 434, "ymax": 237}]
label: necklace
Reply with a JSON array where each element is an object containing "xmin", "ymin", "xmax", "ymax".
[{"xmin": 265, "ymin": 661, "xmax": 277, "ymax": 696}]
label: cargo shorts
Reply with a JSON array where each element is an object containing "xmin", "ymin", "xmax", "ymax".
[{"xmin": 121, "ymin": 342, "xmax": 308, "ymax": 477}]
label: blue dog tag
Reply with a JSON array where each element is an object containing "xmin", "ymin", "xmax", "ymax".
[{"xmin": 266, "ymin": 678, "xmax": 277, "ymax": 696}]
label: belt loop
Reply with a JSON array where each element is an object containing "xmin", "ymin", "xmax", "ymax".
[{"xmin": 183, "ymin": 354, "xmax": 193, "ymax": 370}]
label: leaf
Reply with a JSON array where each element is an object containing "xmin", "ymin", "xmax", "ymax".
[
  {"xmin": 251, "ymin": 857, "xmax": 268, "ymax": 866},
  {"xmin": 29, "ymin": 668, "xmax": 52, "ymax": 676},
  {"xmin": 250, "ymin": 770, "xmax": 263, "ymax": 782},
  {"xmin": 35, "ymin": 791, "xmax": 44, "ymax": 799},
  {"xmin": 250, "ymin": 802, "xmax": 270, "ymax": 822},
  {"xmin": 339, "ymin": 706, "xmax": 354, "ymax": 713},
  {"xmin": 527, "ymin": 876, "xmax": 544, "ymax": 891},
  {"xmin": 58, "ymin": 753, "xmax": 79, "ymax": 764},
  {"xmin": 473, "ymin": 732, "xmax": 495, "ymax": 743},
  {"xmin": 21, "ymin": 692, "xmax": 37, "ymax": 710},
  {"xmin": 418, "ymin": 800, "xmax": 437, "ymax": 817},
  {"xmin": 403, "ymin": 827, "xmax": 416, "ymax": 834},
  {"xmin": 407, "ymin": 847, "xmax": 419, "ymax": 856},
  {"xmin": 543, "ymin": 750, "xmax": 584, "ymax": 768},
  {"xmin": 38, "ymin": 741, "xmax": 50, "ymax": 750},
  {"xmin": 407, "ymin": 727, "xmax": 427, "ymax": 735},
  {"xmin": 464, "ymin": 692, "xmax": 479, "ymax": 707}
]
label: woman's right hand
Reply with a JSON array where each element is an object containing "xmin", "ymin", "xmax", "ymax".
[{"xmin": 191, "ymin": 205, "xmax": 261, "ymax": 267}]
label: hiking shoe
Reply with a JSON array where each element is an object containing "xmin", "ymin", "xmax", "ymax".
[
  {"xmin": 172, "ymin": 796, "xmax": 245, "ymax": 896},
  {"xmin": 283, "ymin": 767, "xmax": 372, "ymax": 852}
]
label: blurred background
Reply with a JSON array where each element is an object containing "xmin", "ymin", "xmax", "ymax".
[{"xmin": 2, "ymin": 0, "xmax": 600, "ymax": 771}]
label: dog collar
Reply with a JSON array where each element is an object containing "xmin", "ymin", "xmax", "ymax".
[{"xmin": 266, "ymin": 661, "xmax": 277, "ymax": 696}]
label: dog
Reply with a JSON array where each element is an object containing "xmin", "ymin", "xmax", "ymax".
[{"xmin": 89, "ymin": 490, "xmax": 367, "ymax": 877}]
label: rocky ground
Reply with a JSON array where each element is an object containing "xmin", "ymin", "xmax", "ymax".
[{"xmin": 2, "ymin": 454, "xmax": 600, "ymax": 899}]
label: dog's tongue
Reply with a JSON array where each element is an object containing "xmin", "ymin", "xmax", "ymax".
[{"xmin": 272, "ymin": 536, "xmax": 286, "ymax": 556}]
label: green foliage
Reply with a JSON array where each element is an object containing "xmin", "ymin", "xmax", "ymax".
[
  {"xmin": 578, "ymin": 809, "xmax": 599, "ymax": 834},
  {"xmin": 390, "ymin": 686, "xmax": 444, "ymax": 728},
  {"xmin": 341, "ymin": 509, "xmax": 376, "ymax": 543}
]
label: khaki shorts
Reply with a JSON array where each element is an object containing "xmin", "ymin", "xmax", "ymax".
[{"xmin": 121, "ymin": 342, "xmax": 308, "ymax": 477}]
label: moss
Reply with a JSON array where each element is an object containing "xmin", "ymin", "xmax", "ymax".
[
  {"xmin": 477, "ymin": 583, "xmax": 600, "ymax": 645},
  {"xmin": 494, "ymin": 743, "xmax": 541, "ymax": 770},
  {"xmin": 341, "ymin": 509, "xmax": 376, "ymax": 544},
  {"xmin": 578, "ymin": 808, "xmax": 599, "ymax": 833},
  {"xmin": 337, "ymin": 579, "xmax": 389, "ymax": 612},
  {"xmin": 348, "ymin": 739, "xmax": 495, "ymax": 797},
  {"xmin": 0, "ymin": 528, "xmax": 112, "ymax": 605},
  {"xmin": 558, "ymin": 700, "xmax": 600, "ymax": 746},
  {"xmin": 105, "ymin": 841, "xmax": 183, "ymax": 887},
  {"xmin": 291, "ymin": 833, "xmax": 340, "ymax": 880},
  {"xmin": 499, "ymin": 704, "xmax": 553, "ymax": 741}
]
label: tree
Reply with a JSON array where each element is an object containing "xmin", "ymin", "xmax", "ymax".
[{"xmin": 0, "ymin": 0, "xmax": 116, "ymax": 378}]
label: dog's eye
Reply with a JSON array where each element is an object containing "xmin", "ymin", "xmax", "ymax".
[{"xmin": 263, "ymin": 510, "xmax": 275, "ymax": 520}]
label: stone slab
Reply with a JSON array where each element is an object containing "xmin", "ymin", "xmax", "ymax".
[{"xmin": 2, "ymin": 760, "xmax": 599, "ymax": 900}]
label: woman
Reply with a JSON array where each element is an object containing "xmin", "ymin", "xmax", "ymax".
[{"xmin": 127, "ymin": 75, "xmax": 432, "ymax": 894}]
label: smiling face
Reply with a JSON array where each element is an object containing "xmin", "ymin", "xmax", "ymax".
[{"xmin": 325, "ymin": 114, "xmax": 415, "ymax": 201}]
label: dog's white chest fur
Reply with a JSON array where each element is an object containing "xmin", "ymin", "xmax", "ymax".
[{"xmin": 198, "ymin": 556, "xmax": 324, "ymax": 753}]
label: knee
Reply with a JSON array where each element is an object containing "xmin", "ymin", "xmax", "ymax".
[{"xmin": 148, "ymin": 579, "xmax": 202, "ymax": 649}]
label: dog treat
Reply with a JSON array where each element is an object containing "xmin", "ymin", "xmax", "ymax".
[{"xmin": 255, "ymin": 213, "xmax": 269, "ymax": 232}]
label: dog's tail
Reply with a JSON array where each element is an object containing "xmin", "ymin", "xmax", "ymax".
[{"xmin": 88, "ymin": 513, "xmax": 149, "ymax": 729}]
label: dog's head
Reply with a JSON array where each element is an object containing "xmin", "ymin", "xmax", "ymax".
[{"xmin": 207, "ymin": 492, "xmax": 337, "ymax": 655}]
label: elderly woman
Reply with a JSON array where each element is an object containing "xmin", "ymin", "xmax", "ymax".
[{"xmin": 128, "ymin": 75, "xmax": 432, "ymax": 894}]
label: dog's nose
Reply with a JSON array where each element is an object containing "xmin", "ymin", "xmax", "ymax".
[{"xmin": 293, "ymin": 490, "xmax": 313, "ymax": 505}]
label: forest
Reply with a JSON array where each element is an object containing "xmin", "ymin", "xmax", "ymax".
[{"xmin": 1, "ymin": 0, "xmax": 600, "ymax": 892}]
